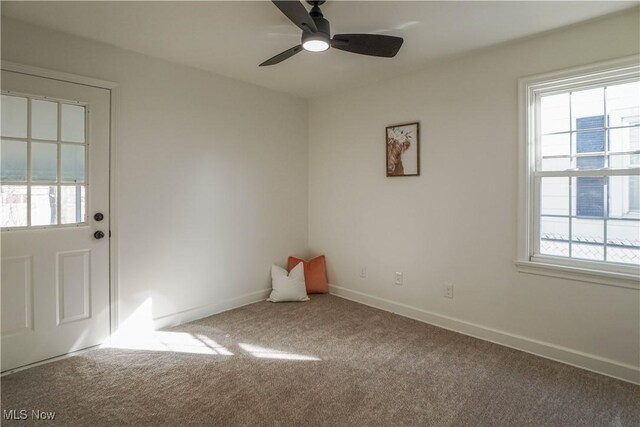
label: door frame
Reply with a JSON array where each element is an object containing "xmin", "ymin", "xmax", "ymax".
[{"xmin": 1, "ymin": 61, "xmax": 121, "ymax": 338}]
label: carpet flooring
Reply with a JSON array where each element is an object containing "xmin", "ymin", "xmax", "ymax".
[{"xmin": 2, "ymin": 294, "xmax": 639, "ymax": 426}]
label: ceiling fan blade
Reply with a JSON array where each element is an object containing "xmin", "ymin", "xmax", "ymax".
[
  {"xmin": 331, "ymin": 34, "xmax": 404, "ymax": 58},
  {"xmin": 259, "ymin": 45, "xmax": 304, "ymax": 67},
  {"xmin": 272, "ymin": 1, "xmax": 317, "ymax": 33}
]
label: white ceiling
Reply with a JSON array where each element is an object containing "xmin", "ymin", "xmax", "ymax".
[{"xmin": 2, "ymin": 1, "xmax": 636, "ymax": 98}]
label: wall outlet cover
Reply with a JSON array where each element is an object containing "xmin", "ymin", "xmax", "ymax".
[
  {"xmin": 395, "ymin": 272, "xmax": 403, "ymax": 285},
  {"xmin": 445, "ymin": 284, "xmax": 454, "ymax": 298}
]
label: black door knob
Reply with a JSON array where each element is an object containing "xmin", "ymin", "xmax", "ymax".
[
  {"xmin": 94, "ymin": 212, "xmax": 104, "ymax": 221},
  {"xmin": 94, "ymin": 230, "xmax": 105, "ymax": 240}
]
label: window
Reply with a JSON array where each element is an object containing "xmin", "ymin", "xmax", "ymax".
[
  {"xmin": 1, "ymin": 93, "xmax": 87, "ymax": 229},
  {"xmin": 518, "ymin": 58, "xmax": 640, "ymax": 287}
]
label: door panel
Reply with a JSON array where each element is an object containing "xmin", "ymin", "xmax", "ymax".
[{"xmin": 1, "ymin": 70, "xmax": 110, "ymax": 372}]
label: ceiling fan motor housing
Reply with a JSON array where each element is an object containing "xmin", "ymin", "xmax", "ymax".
[{"xmin": 302, "ymin": 4, "xmax": 331, "ymax": 51}]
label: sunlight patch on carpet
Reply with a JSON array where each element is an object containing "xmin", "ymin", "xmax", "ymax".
[
  {"xmin": 238, "ymin": 343, "xmax": 320, "ymax": 361},
  {"xmin": 106, "ymin": 331, "xmax": 235, "ymax": 355}
]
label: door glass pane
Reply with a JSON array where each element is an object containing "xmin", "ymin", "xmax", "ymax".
[
  {"xmin": 31, "ymin": 186, "xmax": 57, "ymax": 226},
  {"xmin": 61, "ymin": 144, "xmax": 85, "ymax": 183},
  {"xmin": 61, "ymin": 104, "xmax": 85, "ymax": 142},
  {"xmin": 1, "ymin": 139, "xmax": 27, "ymax": 181},
  {"xmin": 1, "ymin": 95, "xmax": 27, "ymax": 138},
  {"xmin": 1, "ymin": 185, "xmax": 27, "ymax": 227},
  {"xmin": 32, "ymin": 99, "xmax": 58, "ymax": 141},
  {"xmin": 60, "ymin": 185, "xmax": 86, "ymax": 224},
  {"xmin": 32, "ymin": 142, "xmax": 58, "ymax": 182}
]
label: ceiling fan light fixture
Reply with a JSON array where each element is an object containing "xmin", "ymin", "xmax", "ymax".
[
  {"xmin": 302, "ymin": 32, "xmax": 330, "ymax": 52},
  {"xmin": 302, "ymin": 38, "xmax": 329, "ymax": 52}
]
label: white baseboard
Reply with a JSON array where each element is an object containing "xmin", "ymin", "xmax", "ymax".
[
  {"xmin": 153, "ymin": 288, "xmax": 271, "ymax": 330},
  {"xmin": 329, "ymin": 284, "xmax": 640, "ymax": 385}
]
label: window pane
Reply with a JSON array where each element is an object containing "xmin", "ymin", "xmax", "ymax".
[
  {"xmin": 1, "ymin": 95, "xmax": 27, "ymax": 138},
  {"xmin": 61, "ymin": 144, "xmax": 85, "ymax": 183},
  {"xmin": 60, "ymin": 185, "xmax": 85, "ymax": 224},
  {"xmin": 541, "ymin": 157, "xmax": 571, "ymax": 171},
  {"xmin": 607, "ymin": 220, "xmax": 640, "ymax": 247},
  {"xmin": 572, "ymin": 176, "xmax": 605, "ymax": 218},
  {"xmin": 540, "ymin": 216, "xmax": 568, "ymax": 242},
  {"xmin": 607, "ymin": 247, "xmax": 640, "ymax": 266},
  {"xmin": 571, "ymin": 243, "xmax": 604, "ymax": 261},
  {"xmin": 541, "ymin": 133, "xmax": 570, "ymax": 157},
  {"xmin": 541, "ymin": 177, "xmax": 569, "ymax": 216},
  {"xmin": 572, "ymin": 218, "xmax": 604, "ymax": 243},
  {"xmin": 608, "ymin": 153, "xmax": 639, "ymax": 169},
  {"xmin": 541, "ymin": 93, "xmax": 569, "ymax": 134},
  {"xmin": 31, "ymin": 185, "xmax": 57, "ymax": 226},
  {"xmin": 630, "ymin": 175, "xmax": 640, "ymax": 212},
  {"xmin": 540, "ymin": 240, "xmax": 569, "ymax": 257},
  {"xmin": 61, "ymin": 104, "xmax": 85, "ymax": 142},
  {"xmin": 571, "ymin": 88, "xmax": 604, "ymax": 130},
  {"xmin": 608, "ymin": 175, "xmax": 640, "ymax": 218},
  {"xmin": 31, "ymin": 99, "xmax": 58, "ymax": 141},
  {"xmin": 606, "ymin": 81, "xmax": 640, "ymax": 128},
  {"xmin": 609, "ymin": 127, "xmax": 639, "ymax": 153},
  {"xmin": 31, "ymin": 142, "xmax": 58, "ymax": 182},
  {"xmin": 607, "ymin": 217, "xmax": 640, "ymax": 266},
  {"xmin": 1, "ymin": 185, "xmax": 27, "ymax": 227},
  {"xmin": 574, "ymin": 129, "xmax": 605, "ymax": 154},
  {"xmin": 1, "ymin": 139, "xmax": 27, "ymax": 182},
  {"xmin": 573, "ymin": 124, "xmax": 605, "ymax": 171},
  {"xmin": 574, "ymin": 154, "xmax": 605, "ymax": 171}
]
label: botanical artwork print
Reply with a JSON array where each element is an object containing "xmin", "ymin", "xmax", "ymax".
[{"xmin": 386, "ymin": 122, "xmax": 419, "ymax": 176}]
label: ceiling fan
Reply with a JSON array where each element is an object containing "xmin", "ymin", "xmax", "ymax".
[{"xmin": 260, "ymin": 0, "xmax": 404, "ymax": 66}]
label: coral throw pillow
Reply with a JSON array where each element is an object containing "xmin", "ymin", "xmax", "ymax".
[{"xmin": 288, "ymin": 255, "xmax": 329, "ymax": 294}]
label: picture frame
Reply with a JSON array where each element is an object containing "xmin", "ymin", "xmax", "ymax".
[{"xmin": 386, "ymin": 122, "xmax": 420, "ymax": 177}]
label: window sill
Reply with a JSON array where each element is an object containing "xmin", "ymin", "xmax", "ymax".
[{"xmin": 515, "ymin": 260, "xmax": 639, "ymax": 290}]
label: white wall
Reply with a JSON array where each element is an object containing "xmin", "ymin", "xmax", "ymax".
[
  {"xmin": 1, "ymin": 18, "xmax": 309, "ymax": 328},
  {"xmin": 308, "ymin": 11, "xmax": 640, "ymax": 381}
]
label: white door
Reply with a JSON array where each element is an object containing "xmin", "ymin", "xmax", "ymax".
[{"xmin": 1, "ymin": 70, "xmax": 111, "ymax": 372}]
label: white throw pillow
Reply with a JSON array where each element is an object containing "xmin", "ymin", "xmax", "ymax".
[{"xmin": 267, "ymin": 263, "xmax": 309, "ymax": 303}]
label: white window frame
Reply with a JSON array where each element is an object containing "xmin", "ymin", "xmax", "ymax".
[{"xmin": 516, "ymin": 56, "xmax": 640, "ymax": 290}]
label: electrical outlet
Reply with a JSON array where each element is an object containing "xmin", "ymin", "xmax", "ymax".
[
  {"xmin": 360, "ymin": 266, "xmax": 367, "ymax": 278},
  {"xmin": 395, "ymin": 272, "xmax": 403, "ymax": 285},
  {"xmin": 444, "ymin": 284, "xmax": 454, "ymax": 299}
]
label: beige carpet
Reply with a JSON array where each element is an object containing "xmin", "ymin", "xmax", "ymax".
[{"xmin": 2, "ymin": 295, "xmax": 639, "ymax": 426}]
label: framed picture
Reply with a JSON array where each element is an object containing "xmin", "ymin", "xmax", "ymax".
[{"xmin": 386, "ymin": 122, "xmax": 419, "ymax": 177}]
